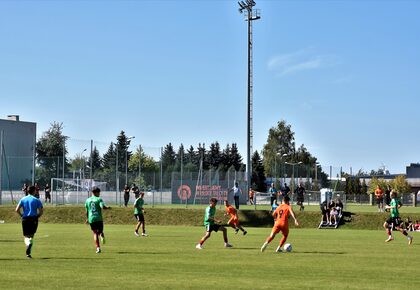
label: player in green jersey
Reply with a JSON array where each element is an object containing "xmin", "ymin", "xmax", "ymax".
[
  {"xmin": 134, "ymin": 191, "xmax": 148, "ymax": 237},
  {"xmin": 383, "ymin": 191, "xmax": 413, "ymax": 245},
  {"xmin": 196, "ymin": 197, "xmax": 232, "ymax": 250},
  {"xmin": 85, "ymin": 187, "xmax": 111, "ymax": 253}
]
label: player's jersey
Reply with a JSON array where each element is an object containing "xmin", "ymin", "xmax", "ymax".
[
  {"xmin": 274, "ymin": 203, "xmax": 291, "ymax": 225},
  {"xmin": 204, "ymin": 206, "xmax": 216, "ymax": 226},
  {"xmin": 225, "ymin": 205, "xmax": 237, "ymax": 217},
  {"xmin": 390, "ymin": 198, "xmax": 401, "ymax": 218},
  {"xmin": 17, "ymin": 195, "xmax": 43, "ymax": 218},
  {"xmin": 134, "ymin": 197, "xmax": 144, "ymax": 215},
  {"xmin": 85, "ymin": 196, "xmax": 105, "ymax": 223}
]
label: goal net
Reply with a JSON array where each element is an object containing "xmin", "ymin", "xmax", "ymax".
[{"xmin": 50, "ymin": 178, "xmax": 107, "ymax": 205}]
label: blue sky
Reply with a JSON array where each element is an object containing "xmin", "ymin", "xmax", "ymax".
[{"xmin": 1, "ymin": 0, "xmax": 419, "ymax": 174}]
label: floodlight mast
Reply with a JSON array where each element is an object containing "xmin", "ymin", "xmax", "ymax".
[{"xmin": 238, "ymin": 0, "xmax": 260, "ymax": 207}]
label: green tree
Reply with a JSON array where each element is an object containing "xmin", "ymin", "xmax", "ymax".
[
  {"xmin": 389, "ymin": 175, "xmax": 411, "ymax": 194},
  {"xmin": 208, "ymin": 141, "xmax": 222, "ymax": 170},
  {"xmin": 262, "ymin": 120, "xmax": 295, "ymax": 175},
  {"xmin": 89, "ymin": 146, "xmax": 102, "ymax": 177},
  {"xmin": 35, "ymin": 122, "xmax": 68, "ymax": 184},
  {"xmin": 230, "ymin": 143, "xmax": 243, "ymax": 171},
  {"xmin": 251, "ymin": 151, "xmax": 266, "ymax": 192}
]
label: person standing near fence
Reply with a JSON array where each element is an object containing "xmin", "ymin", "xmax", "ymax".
[
  {"xmin": 85, "ymin": 187, "xmax": 111, "ymax": 254},
  {"xmin": 230, "ymin": 182, "xmax": 242, "ymax": 210},
  {"xmin": 269, "ymin": 183, "xmax": 278, "ymax": 208},
  {"xmin": 375, "ymin": 185, "xmax": 384, "ymax": 212},
  {"xmin": 22, "ymin": 183, "xmax": 28, "ymax": 196},
  {"xmin": 295, "ymin": 183, "xmax": 306, "ymax": 212},
  {"xmin": 249, "ymin": 188, "xmax": 255, "ymax": 205},
  {"xmin": 44, "ymin": 183, "xmax": 51, "ymax": 203},
  {"xmin": 123, "ymin": 184, "xmax": 130, "ymax": 207},
  {"xmin": 15, "ymin": 185, "xmax": 43, "ymax": 258}
]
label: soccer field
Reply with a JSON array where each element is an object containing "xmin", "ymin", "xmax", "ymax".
[{"xmin": 0, "ymin": 224, "xmax": 419, "ymax": 290}]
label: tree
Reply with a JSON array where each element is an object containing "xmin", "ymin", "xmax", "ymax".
[
  {"xmin": 389, "ymin": 175, "xmax": 411, "ymax": 194},
  {"xmin": 128, "ymin": 146, "xmax": 159, "ymax": 189},
  {"xmin": 230, "ymin": 143, "xmax": 243, "ymax": 171},
  {"xmin": 208, "ymin": 141, "xmax": 222, "ymax": 170},
  {"xmin": 35, "ymin": 122, "xmax": 68, "ymax": 184},
  {"xmin": 251, "ymin": 151, "xmax": 266, "ymax": 192},
  {"xmin": 161, "ymin": 142, "xmax": 176, "ymax": 173},
  {"xmin": 89, "ymin": 146, "xmax": 102, "ymax": 177},
  {"xmin": 102, "ymin": 143, "xmax": 116, "ymax": 170},
  {"xmin": 262, "ymin": 120, "xmax": 295, "ymax": 175}
]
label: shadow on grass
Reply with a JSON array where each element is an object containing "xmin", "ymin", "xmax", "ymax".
[
  {"xmin": 297, "ymin": 251, "xmax": 346, "ymax": 255},
  {"xmin": 116, "ymin": 251, "xmax": 171, "ymax": 255},
  {"xmin": 0, "ymin": 239, "xmax": 21, "ymax": 243}
]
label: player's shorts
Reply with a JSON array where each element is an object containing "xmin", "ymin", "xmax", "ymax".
[
  {"xmin": 90, "ymin": 221, "xmax": 104, "ymax": 233},
  {"xmin": 297, "ymin": 197, "xmax": 304, "ymax": 205},
  {"xmin": 45, "ymin": 192, "xmax": 51, "ymax": 199},
  {"xmin": 272, "ymin": 222, "xmax": 289, "ymax": 236},
  {"xmin": 386, "ymin": 217, "xmax": 403, "ymax": 229},
  {"xmin": 206, "ymin": 224, "xmax": 221, "ymax": 233},
  {"xmin": 134, "ymin": 214, "xmax": 145, "ymax": 222},
  {"xmin": 228, "ymin": 216, "xmax": 239, "ymax": 227},
  {"xmin": 376, "ymin": 197, "xmax": 383, "ymax": 204},
  {"xmin": 22, "ymin": 216, "xmax": 39, "ymax": 236}
]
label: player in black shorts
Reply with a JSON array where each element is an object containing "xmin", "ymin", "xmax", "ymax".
[{"xmin": 15, "ymin": 185, "xmax": 44, "ymax": 258}]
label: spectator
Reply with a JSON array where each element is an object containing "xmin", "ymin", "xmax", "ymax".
[
  {"xmin": 22, "ymin": 183, "xmax": 29, "ymax": 196},
  {"xmin": 44, "ymin": 183, "xmax": 51, "ymax": 203},
  {"xmin": 404, "ymin": 217, "xmax": 414, "ymax": 232},
  {"xmin": 123, "ymin": 184, "xmax": 130, "ymax": 207},
  {"xmin": 34, "ymin": 183, "xmax": 40, "ymax": 199},
  {"xmin": 330, "ymin": 205, "xmax": 338, "ymax": 225},
  {"xmin": 335, "ymin": 198, "xmax": 344, "ymax": 217},
  {"xmin": 295, "ymin": 183, "xmax": 306, "ymax": 212},
  {"xmin": 413, "ymin": 220, "xmax": 420, "ymax": 231},
  {"xmin": 271, "ymin": 200, "xmax": 279, "ymax": 214},
  {"xmin": 320, "ymin": 200, "xmax": 330, "ymax": 225},
  {"xmin": 131, "ymin": 183, "xmax": 140, "ymax": 198},
  {"xmin": 282, "ymin": 183, "xmax": 290, "ymax": 197},
  {"xmin": 248, "ymin": 188, "xmax": 254, "ymax": 205},
  {"xmin": 268, "ymin": 183, "xmax": 277, "ymax": 208},
  {"xmin": 230, "ymin": 182, "xmax": 242, "ymax": 210},
  {"xmin": 374, "ymin": 185, "xmax": 384, "ymax": 212}
]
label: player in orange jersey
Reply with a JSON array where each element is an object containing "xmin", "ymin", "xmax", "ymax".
[
  {"xmin": 224, "ymin": 200, "xmax": 247, "ymax": 235},
  {"xmin": 260, "ymin": 195, "xmax": 299, "ymax": 253}
]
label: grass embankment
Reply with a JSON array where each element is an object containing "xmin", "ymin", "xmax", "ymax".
[{"xmin": 1, "ymin": 205, "xmax": 420, "ymax": 230}]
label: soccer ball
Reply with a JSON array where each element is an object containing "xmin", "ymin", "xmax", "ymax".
[{"xmin": 283, "ymin": 243, "xmax": 292, "ymax": 252}]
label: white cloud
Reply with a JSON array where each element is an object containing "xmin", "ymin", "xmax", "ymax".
[{"xmin": 268, "ymin": 48, "xmax": 338, "ymax": 77}]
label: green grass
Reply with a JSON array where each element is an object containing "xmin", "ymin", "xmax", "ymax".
[{"xmin": 1, "ymin": 224, "xmax": 419, "ymax": 289}]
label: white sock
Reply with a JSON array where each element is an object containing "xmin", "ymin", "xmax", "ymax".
[{"xmin": 24, "ymin": 237, "xmax": 30, "ymax": 246}]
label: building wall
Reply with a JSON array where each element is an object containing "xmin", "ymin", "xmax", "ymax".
[{"xmin": 0, "ymin": 117, "xmax": 36, "ymax": 191}]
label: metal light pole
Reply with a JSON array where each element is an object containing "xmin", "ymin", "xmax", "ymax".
[
  {"xmin": 80, "ymin": 148, "xmax": 87, "ymax": 180},
  {"xmin": 238, "ymin": 0, "xmax": 260, "ymax": 196},
  {"xmin": 285, "ymin": 161, "xmax": 302, "ymax": 195}
]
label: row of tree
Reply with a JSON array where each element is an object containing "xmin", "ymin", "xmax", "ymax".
[{"xmin": 36, "ymin": 120, "xmax": 406, "ymax": 194}]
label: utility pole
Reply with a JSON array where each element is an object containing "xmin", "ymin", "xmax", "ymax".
[{"xmin": 238, "ymin": 0, "xmax": 260, "ymax": 197}]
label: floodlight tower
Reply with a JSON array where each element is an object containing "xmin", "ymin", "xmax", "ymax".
[{"xmin": 238, "ymin": 0, "xmax": 260, "ymax": 197}]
